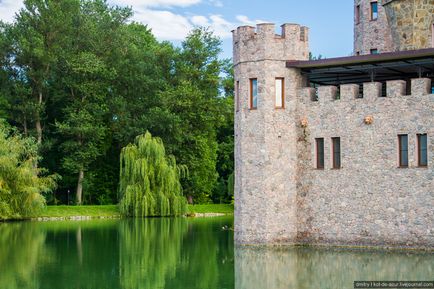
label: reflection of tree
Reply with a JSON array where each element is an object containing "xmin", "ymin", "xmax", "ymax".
[
  {"xmin": 165, "ymin": 217, "xmax": 234, "ymax": 289},
  {"xmin": 0, "ymin": 222, "xmax": 49, "ymax": 289},
  {"xmin": 119, "ymin": 217, "xmax": 234, "ymax": 289},
  {"xmin": 39, "ymin": 220, "xmax": 121, "ymax": 289},
  {"xmin": 235, "ymin": 247, "xmax": 434, "ymax": 289},
  {"xmin": 119, "ymin": 218, "xmax": 188, "ymax": 289}
]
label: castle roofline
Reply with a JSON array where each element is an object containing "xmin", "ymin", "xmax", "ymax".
[{"xmin": 287, "ymin": 48, "xmax": 434, "ymax": 85}]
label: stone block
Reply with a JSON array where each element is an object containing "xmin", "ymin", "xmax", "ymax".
[
  {"xmin": 363, "ymin": 82, "xmax": 382, "ymax": 101},
  {"xmin": 298, "ymin": 87, "xmax": 316, "ymax": 103},
  {"xmin": 317, "ymin": 86, "xmax": 338, "ymax": 102},
  {"xmin": 411, "ymin": 78, "xmax": 431, "ymax": 96},
  {"xmin": 386, "ymin": 80, "xmax": 406, "ymax": 97},
  {"xmin": 340, "ymin": 84, "xmax": 360, "ymax": 100}
]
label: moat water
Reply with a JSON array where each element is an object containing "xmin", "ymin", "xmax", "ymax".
[{"xmin": 0, "ymin": 217, "xmax": 433, "ymax": 289}]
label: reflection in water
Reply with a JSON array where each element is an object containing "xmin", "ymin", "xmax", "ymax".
[
  {"xmin": 1, "ymin": 218, "xmax": 432, "ymax": 289},
  {"xmin": 235, "ymin": 246, "xmax": 434, "ymax": 289},
  {"xmin": 0, "ymin": 217, "xmax": 234, "ymax": 289},
  {"xmin": 119, "ymin": 218, "xmax": 188, "ymax": 289},
  {"xmin": 0, "ymin": 222, "xmax": 49, "ymax": 289}
]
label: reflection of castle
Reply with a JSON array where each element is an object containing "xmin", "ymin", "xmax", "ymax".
[
  {"xmin": 235, "ymin": 247, "xmax": 434, "ymax": 289},
  {"xmin": 233, "ymin": 1, "xmax": 434, "ymax": 248}
]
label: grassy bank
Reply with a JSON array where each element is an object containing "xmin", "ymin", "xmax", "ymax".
[
  {"xmin": 187, "ymin": 204, "xmax": 234, "ymax": 214},
  {"xmin": 40, "ymin": 205, "xmax": 120, "ymax": 218},
  {"xmin": 38, "ymin": 204, "xmax": 234, "ymax": 218}
]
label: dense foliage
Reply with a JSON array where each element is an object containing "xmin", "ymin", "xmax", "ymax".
[
  {"xmin": 119, "ymin": 132, "xmax": 186, "ymax": 217},
  {"xmin": 0, "ymin": 121, "xmax": 56, "ymax": 219},
  {"xmin": 0, "ymin": 0, "xmax": 234, "ymax": 205}
]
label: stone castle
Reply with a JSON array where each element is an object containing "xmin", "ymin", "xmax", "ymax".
[{"xmin": 234, "ymin": 0, "xmax": 434, "ymax": 249}]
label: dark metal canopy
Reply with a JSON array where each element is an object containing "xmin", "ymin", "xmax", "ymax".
[{"xmin": 286, "ymin": 48, "xmax": 434, "ymax": 86}]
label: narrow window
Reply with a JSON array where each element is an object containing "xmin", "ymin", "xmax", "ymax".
[
  {"xmin": 236, "ymin": 81, "xmax": 240, "ymax": 112},
  {"xmin": 356, "ymin": 5, "xmax": 361, "ymax": 24},
  {"xmin": 250, "ymin": 78, "xmax": 258, "ymax": 109},
  {"xmin": 398, "ymin": 134, "xmax": 408, "ymax": 167},
  {"xmin": 275, "ymin": 78, "xmax": 284, "ymax": 108},
  {"xmin": 417, "ymin": 134, "xmax": 428, "ymax": 167},
  {"xmin": 316, "ymin": 138, "xmax": 324, "ymax": 169},
  {"xmin": 371, "ymin": 2, "xmax": 378, "ymax": 20},
  {"xmin": 332, "ymin": 137, "xmax": 341, "ymax": 169},
  {"xmin": 370, "ymin": 48, "xmax": 379, "ymax": 55}
]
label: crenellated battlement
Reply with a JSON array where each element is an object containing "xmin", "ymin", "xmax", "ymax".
[
  {"xmin": 298, "ymin": 78, "xmax": 433, "ymax": 104},
  {"xmin": 232, "ymin": 23, "xmax": 309, "ymax": 65}
]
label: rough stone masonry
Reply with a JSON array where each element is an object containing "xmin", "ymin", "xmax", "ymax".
[{"xmin": 234, "ymin": 10, "xmax": 434, "ymax": 248}]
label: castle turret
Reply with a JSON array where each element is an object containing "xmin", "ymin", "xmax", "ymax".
[{"xmin": 233, "ymin": 23, "xmax": 309, "ymax": 244}]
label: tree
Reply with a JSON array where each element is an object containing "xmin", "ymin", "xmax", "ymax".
[
  {"xmin": 8, "ymin": 0, "xmax": 80, "ymax": 146},
  {"xmin": 119, "ymin": 132, "xmax": 186, "ymax": 217},
  {"xmin": 154, "ymin": 28, "xmax": 225, "ymax": 203},
  {"xmin": 54, "ymin": 1, "xmax": 131, "ymax": 205},
  {"xmin": 0, "ymin": 120, "xmax": 56, "ymax": 219}
]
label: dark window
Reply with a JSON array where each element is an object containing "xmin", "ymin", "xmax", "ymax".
[
  {"xmin": 250, "ymin": 78, "xmax": 258, "ymax": 109},
  {"xmin": 236, "ymin": 81, "xmax": 240, "ymax": 112},
  {"xmin": 316, "ymin": 138, "xmax": 324, "ymax": 169},
  {"xmin": 370, "ymin": 48, "xmax": 379, "ymax": 55},
  {"xmin": 371, "ymin": 2, "xmax": 378, "ymax": 20},
  {"xmin": 418, "ymin": 134, "xmax": 428, "ymax": 167},
  {"xmin": 332, "ymin": 137, "xmax": 341, "ymax": 169},
  {"xmin": 398, "ymin": 134, "xmax": 408, "ymax": 167},
  {"xmin": 356, "ymin": 5, "xmax": 361, "ymax": 24}
]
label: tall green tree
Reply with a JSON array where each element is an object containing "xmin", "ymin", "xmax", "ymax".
[
  {"xmin": 153, "ymin": 28, "xmax": 225, "ymax": 203},
  {"xmin": 54, "ymin": 1, "xmax": 131, "ymax": 204},
  {"xmin": 8, "ymin": 0, "xmax": 80, "ymax": 145}
]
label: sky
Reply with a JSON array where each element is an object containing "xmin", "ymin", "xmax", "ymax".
[{"xmin": 0, "ymin": 0, "xmax": 354, "ymax": 59}]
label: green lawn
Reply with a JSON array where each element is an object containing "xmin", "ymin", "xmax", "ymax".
[
  {"xmin": 40, "ymin": 205, "xmax": 120, "ymax": 218},
  {"xmin": 187, "ymin": 204, "xmax": 234, "ymax": 214},
  {"xmin": 38, "ymin": 204, "xmax": 234, "ymax": 218}
]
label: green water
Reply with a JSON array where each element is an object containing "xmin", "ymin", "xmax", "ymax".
[{"xmin": 0, "ymin": 217, "xmax": 433, "ymax": 289}]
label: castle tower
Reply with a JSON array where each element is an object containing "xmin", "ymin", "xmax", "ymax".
[
  {"xmin": 383, "ymin": 0, "xmax": 434, "ymax": 51},
  {"xmin": 233, "ymin": 23, "xmax": 309, "ymax": 244},
  {"xmin": 354, "ymin": 0, "xmax": 393, "ymax": 55}
]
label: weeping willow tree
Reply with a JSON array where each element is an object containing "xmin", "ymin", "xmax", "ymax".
[
  {"xmin": 119, "ymin": 132, "xmax": 187, "ymax": 217},
  {"xmin": 0, "ymin": 120, "xmax": 57, "ymax": 219}
]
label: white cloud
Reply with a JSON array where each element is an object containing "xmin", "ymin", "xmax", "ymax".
[
  {"xmin": 209, "ymin": 0, "xmax": 223, "ymax": 7},
  {"xmin": 0, "ymin": 0, "xmax": 24, "ymax": 23},
  {"xmin": 111, "ymin": 0, "xmax": 201, "ymax": 8},
  {"xmin": 191, "ymin": 15, "xmax": 209, "ymax": 26},
  {"xmin": 236, "ymin": 15, "xmax": 269, "ymax": 26},
  {"xmin": 0, "ymin": 0, "xmax": 268, "ymax": 43},
  {"xmin": 132, "ymin": 8, "xmax": 193, "ymax": 40}
]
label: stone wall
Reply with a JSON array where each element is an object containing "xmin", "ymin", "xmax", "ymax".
[
  {"xmin": 297, "ymin": 79, "xmax": 434, "ymax": 249},
  {"xmin": 354, "ymin": 0, "xmax": 393, "ymax": 54},
  {"xmin": 234, "ymin": 23, "xmax": 434, "ymax": 249},
  {"xmin": 383, "ymin": 0, "xmax": 434, "ymax": 51}
]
